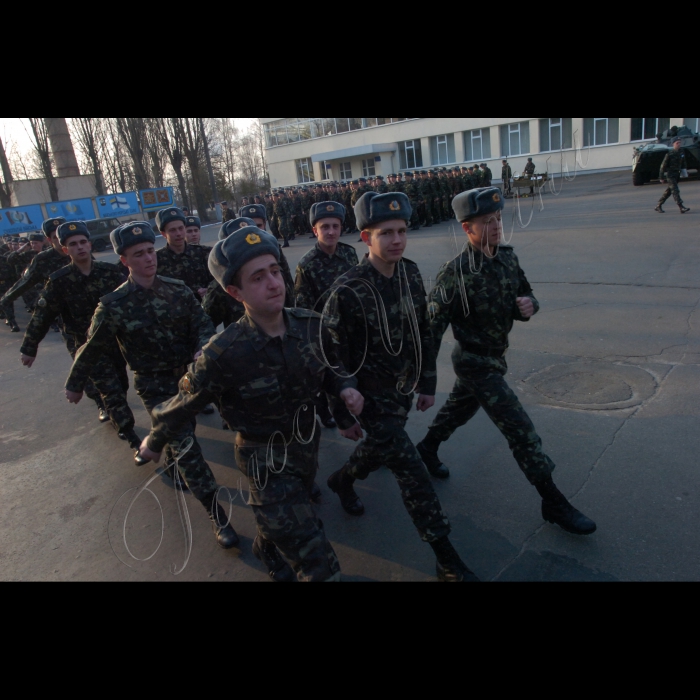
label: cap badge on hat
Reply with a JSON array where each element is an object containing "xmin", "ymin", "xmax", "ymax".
[
  {"xmin": 69, "ymin": 224, "xmax": 77, "ymax": 231},
  {"xmin": 133, "ymin": 227, "xmax": 143, "ymax": 235},
  {"xmin": 326, "ymin": 205, "xmax": 335, "ymax": 212},
  {"xmin": 53, "ymin": 220, "xmax": 60, "ymax": 226},
  {"xmin": 492, "ymin": 194, "xmax": 501, "ymax": 203},
  {"xmin": 246, "ymin": 233, "xmax": 262, "ymax": 245},
  {"xmin": 389, "ymin": 201, "xmax": 401, "ymax": 212},
  {"xmin": 171, "ymin": 210, "xmax": 177, "ymax": 216},
  {"xmin": 239, "ymin": 222, "xmax": 248, "ymax": 228},
  {"xmin": 188, "ymin": 218, "xmax": 194, "ymax": 224}
]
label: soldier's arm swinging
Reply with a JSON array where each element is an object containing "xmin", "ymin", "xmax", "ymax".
[
  {"xmin": 19, "ymin": 285, "xmax": 62, "ymax": 364},
  {"xmin": 428, "ymin": 262, "xmax": 458, "ymax": 359},
  {"xmin": 514, "ymin": 260, "xmax": 540, "ymax": 322},
  {"xmin": 1, "ymin": 256, "xmax": 44, "ymax": 307}
]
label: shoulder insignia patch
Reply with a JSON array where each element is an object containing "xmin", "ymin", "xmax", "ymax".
[
  {"xmin": 204, "ymin": 323, "xmax": 244, "ymax": 359},
  {"xmin": 159, "ymin": 276, "xmax": 186, "ymax": 286},
  {"xmin": 288, "ymin": 307, "xmax": 321, "ymax": 320},
  {"xmin": 100, "ymin": 286, "xmax": 130, "ymax": 305},
  {"xmin": 49, "ymin": 266, "xmax": 73, "ymax": 281}
]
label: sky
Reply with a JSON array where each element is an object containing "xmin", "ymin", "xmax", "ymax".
[{"xmin": 0, "ymin": 118, "xmax": 256, "ymax": 157}]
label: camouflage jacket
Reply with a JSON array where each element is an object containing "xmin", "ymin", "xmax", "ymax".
[
  {"xmin": 222, "ymin": 208, "xmax": 237, "ymax": 222},
  {"xmin": 294, "ymin": 241, "xmax": 359, "ymax": 311},
  {"xmin": 428, "ymin": 244, "xmax": 539, "ymax": 375},
  {"xmin": 21, "ymin": 261, "xmax": 125, "ymax": 358},
  {"xmin": 273, "ymin": 199, "xmax": 290, "ymax": 220},
  {"xmin": 147, "ymin": 308, "xmax": 358, "ymax": 451},
  {"xmin": 502, "ymin": 164, "xmax": 513, "ymax": 180},
  {"xmin": 483, "ymin": 167, "xmax": 493, "ymax": 183},
  {"xmin": 660, "ymin": 150, "xmax": 686, "ymax": 179},
  {"xmin": 375, "ymin": 183, "xmax": 389, "ymax": 194},
  {"xmin": 265, "ymin": 201, "xmax": 275, "ymax": 221},
  {"xmin": 388, "ymin": 182, "xmax": 405, "ymax": 194},
  {"xmin": 291, "ymin": 195, "xmax": 304, "ymax": 216},
  {"xmin": 328, "ymin": 192, "xmax": 344, "ymax": 204},
  {"xmin": 523, "ymin": 162, "xmax": 536, "ymax": 176},
  {"xmin": 156, "ymin": 243, "xmax": 213, "ymax": 297},
  {"xmin": 8, "ymin": 249, "xmax": 37, "ymax": 278},
  {"xmin": 0, "ymin": 255, "xmax": 16, "ymax": 293},
  {"xmin": 1, "ymin": 247, "xmax": 70, "ymax": 305},
  {"xmin": 419, "ymin": 178, "xmax": 434, "ymax": 200},
  {"xmin": 327, "ymin": 255, "xmax": 437, "ymax": 397},
  {"xmin": 404, "ymin": 181, "xmax": 420, "ymax": 201},
  {"xmin": 66, "ymin": 276, "xmax": 215, "ymax": 392}
]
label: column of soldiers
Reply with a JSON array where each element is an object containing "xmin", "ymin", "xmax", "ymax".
[{"xmin": 2, "ymin": 184, "xmax": 598, "ymax": 583}]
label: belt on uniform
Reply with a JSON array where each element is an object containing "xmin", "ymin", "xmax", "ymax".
[
  {"xmin": 461, "ymin": 343, "xmax": 508, "ymax": 359},
  {"xmin": 142, "ymin": 366, "xmax": 187, "ymax": 378}
]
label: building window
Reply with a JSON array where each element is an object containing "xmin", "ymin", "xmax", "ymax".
[
  {"xmin": 583, "ymin": 118, "xmax": 620, "ymax": 147},
  {"xmin": 684, "ymin": 118, "xmax": 699, "ymax": 132},
  {"xmin": 429, "ymin": 134, "xmax": 456, "ymax": 166},
  {"xmin": 362, "ymin": 159, "xmax": 376, "ymax": 177},
  {"xmin": 631, "ymin": 118, "xmax": 670, "ymax": 142},
  {"xmin": 500, "ymin": 121, "xmax": 530, "ymax": 157},
  {"xmin": 539, "ymin": 118, "xmax": 573, "ymax": 152},
  {"xmin": 399, "ymin": 140, "xmax": 423, "ymax": 170},
  {"xmin": 340, "ymin": 162, "xmax": 352, "ymax": 180},
  {"xmin": 464, "ymin": 129, "xmax": 492, "ymax": 162},
  {"xmin": 296, "ymin": 158, "xmax": 314, "ymax": 184}
]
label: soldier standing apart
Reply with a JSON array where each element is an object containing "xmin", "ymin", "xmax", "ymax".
[
  {"xmin": 65, "ymin": 222, "xmax": 239, "ymax": 549},
  {"xmin": 482, "ymin": 163, "xmax": 493, "ymax": 187},
  {"xmin": 656, "ymin": 137, "xmax": 691, "ymax": 214},
  {"xmin": 502, "ymin": 159, "xmax": 513, "ymax": 195},
  {"xmin": 1, "ymin": 218, "xmax": 70, "ymax": 333},
  {"xmin": 221, "ymin": 201, "xmax": 236, "ymax": 223},
  {"xmin": 141, "ymin": 226, "xmax": 365, "ymax": 582},
  {"xmin": 20, "ymin": 222, "xmax": 137, "ymax": 445},
  {"xmin": 418, "ymin": 188, "xmax": 597, "ymax": 536},
  {"xmin": 295, "ymin": 202, "xmax": 359, "ymax": 431},
  {"xmin": 325, "ymin": 192, "xmax": 478, "ymax": 582},
  {"xmin": 523, "ymin": 157, "xmax": 536, "ymax": 195}
]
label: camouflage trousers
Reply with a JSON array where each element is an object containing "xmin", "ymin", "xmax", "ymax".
[
  {"xmin": 420, "ymin": 199, "xmax": 433, "ymax": 226},
  {"xmin": 277, "ymin": 216, "xmax": 291, "ymax": 244},
  {"xmin": 659, "ymin": 177, "xmax": 684, "ymax": 208},
  {"xmin": 90, "ymin": 350, "xmax": 134, "ymax": 434},
  {"xmin": 235, "ymin": 429, "xmax": 341, "ymax": 582},
  {"xmin": 64, "ymin": 334, "xmax": 107, "ymax": 413},
  {"xmin": 427, "ymin": 370, "xmax": 555, "ymax": 485},
  {"xmin": 269, "ymin": 217, "xmax": 280, "ymax": 240},
  {"xmin": 135, "ymin": 373, "xmax": 218, "ymax": 503},
  {"xmin": 346, "ymin": 392, "xmax": 451, "ymax": 543},
  {"xmin": 408, "ymin": 200, "xmax": 421, "ymax": 230}
]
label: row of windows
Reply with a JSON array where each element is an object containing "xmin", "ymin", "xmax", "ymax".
[
  {"xmin": 296, "ymin": 157, "xmax": 379, "ymax": 184},
  {"xmin": 265, "ymin": 118, "xmax": 418, "ymax": 147},
  {"xmin": 294, "ymin": 118, "xmax": 700, "ymax": 183}
]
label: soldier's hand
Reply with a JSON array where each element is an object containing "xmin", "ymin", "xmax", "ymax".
[
  {"xmin": 340, "ymin": 388, "xmax": 364, "ymax": 416},
  {"xmin": 340, "ymin": 423, "xmax": 363, "ymax": 442},
  {"xmin": 65, "ymin": 390, "xmax": 83, "ymax": 404},
  {"xmin": 20, "ymin": 354, "xmax": 35, "ymax": 368},
  {"xmin": 198, "ymin": 288, "xmax": 208, "ymax": 299},
  {"xmin": 138, "ymin": 437, "xmax": 162, "ymax": 465},
  {"xmin": 516, "ymin": 297, "xmax": 535, "ymax": 318},
  {"xmin": 416, "ymin": 395, "xmax": 436, "ymax": 412}
]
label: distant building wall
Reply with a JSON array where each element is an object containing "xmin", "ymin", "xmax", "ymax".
[{"xmin": 11, "ymin": 176, "xmax": 98, "ymax": 207}]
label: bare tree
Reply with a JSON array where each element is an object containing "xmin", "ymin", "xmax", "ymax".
[
  {"xmin": 25, "ymin": 118, "xmax": 59, "ymax": 201},
  {"xmin": 0, "ymin": 134, "xmax": 14, "ymax": 208},
  {"xmin": 152, "ymin": 118, "xmax": 191, "ymax": 210},
  {"xmin": 115, "ymin": 118, "xmax": 150, "ymax": 190},
  {"xmin": 70, "ymin": 118, "xmax": 106, "ymax": 195}
]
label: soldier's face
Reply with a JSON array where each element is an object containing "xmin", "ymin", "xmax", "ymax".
[
  {"xmin": 186, "ymin": 227, "xmax": 201, "ymax": 245},
  {"xmin": 122, "ymin": 243, "xmax": 157, "ymax": 277},
  {"xmin": 314, "ymin": 218, "xmax": 342, "ymax": 248},
  {"xmin": 30, "ymin": 240, "xmax": 44, "ymax": 252},
  {"xmin": 253, "ymin": 218, "xmax": 267, "ymax": 231},
  {"xmin": 163, "ymin": 221, "xmax": 187, "ymax": 249},
  {"xmin": 674, "ymin": 142, "xmax": 682, "ymax": 151},
  {"xmin": 229, "ymin": 254, "xmax": 285, "ymax": 315},
  {"xmin": 463, "ymin": 212, "xmax": 503, "ymax": 250},
  {"xmin": 63, "ymin": 235, "xmax": 92, "ymax": 263},
  {"xmin": 363, "ymin": 220, "xmax": 407, "ymax": 264},
  {"xmin": 48, "ymin": 231, "xmax": 65, "ymax": 254}
]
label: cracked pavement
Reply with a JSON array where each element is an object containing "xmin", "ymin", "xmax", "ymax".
[{"xmin": 1, "ymin": 171, "xmax": 698, "ymax": 582}]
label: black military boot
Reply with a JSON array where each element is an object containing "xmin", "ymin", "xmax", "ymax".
[
  {"xmin": 417, "ymin": 440, "xmax": 450, "ymax": 479},
  {"xmin": 430, "ymin": 537, "xmax": 480, "ymax": 582},
  {"xmin": 205, "ymin": 498, "xmax": 240, "ymax": 550},
  {"xmin": 252, "ymin": 536, "xmax": 295, "ymax": 582},
  {"xmin": 10, "ymin": 322, "xmax": 20, "ymax": 333},
  {"xmin": 328, "ymin": 467, "xmax": 365, "ymax": 516},
  {"xmin": 655, "ymin": 205, "xmax": 665, "ymax": 213},
  {"xmin": 681, "ymin": 207, "xmax": 690, "ymax": 214},
  {"xmin": 118, "ymin": 429, "xmax": 141, "ymax": 451},
  {"xmin": 536, "ymin": 477, "xmax": 597, "ymax": 535}
]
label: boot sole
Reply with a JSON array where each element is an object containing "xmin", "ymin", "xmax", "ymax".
[
  {"xmin": 543, "ymin": 515, "xmax": 597, "ymax": 536},
  {"xmin": 327, "ymin": 474, "xmax": 365, "ymax": 516}
]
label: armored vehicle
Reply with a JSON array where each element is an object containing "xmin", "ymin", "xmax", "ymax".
[{"xmin": 633, "ymin": 125, "xmax": 700, "ymax": 186}]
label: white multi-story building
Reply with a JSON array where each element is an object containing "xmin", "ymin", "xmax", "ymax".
[{"xmin": 261, "ymin": 118, "xmax": 698, "ymax": 187}]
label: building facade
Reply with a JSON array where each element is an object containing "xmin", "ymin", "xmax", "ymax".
[{"xmin": 261, "ymin": 118, "xmax": 699, "ymax": 187}]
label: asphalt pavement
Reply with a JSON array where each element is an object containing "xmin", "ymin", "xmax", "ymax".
[{"xmin": 1, "ymin": 171, "xmax": 699, "ymax": 582}]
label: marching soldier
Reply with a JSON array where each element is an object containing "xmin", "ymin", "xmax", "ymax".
[
  {"xmin": 65, "ymin": 221, "xmax": 239, "ymax": 550},
  {"xmin": 1, "ymin": 218, "xmax": 70, "ymax": 333},
  {"xmin": 141, "ymin": 225, "xmax": 365, "ymax": 582},
  {"xmin": 502, "ymin": 159, "xmax": 513, "ymax": 195},
  {"xmin": 325, "ymin": 192, "xmax": 478, "ymax": 582},
  {"xmin": 403, "ymin": 172, "xmax": 421, "ymax": 231},
  {"xmin": 656, "ymin": 137, "xmax": 691, "ymax": 214},
  {"xmin": 8, "ymin": 233, "xmax": 46, "ymax": 312},
  {"xmin": 19, "ymin": 221, "xmax": 136, "ymax": 442},
  {"xmin": 273, "ymin": 191, "xmax": 291, "ymax": 248},
  {"xmin": 418, "ymin": 188, "xmax": 597, "ymax": 537}
]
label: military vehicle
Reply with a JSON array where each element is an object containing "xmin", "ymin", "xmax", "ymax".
[{"xmin": 633, "ymin": 125, "xmax": 700, "ymax": 186}]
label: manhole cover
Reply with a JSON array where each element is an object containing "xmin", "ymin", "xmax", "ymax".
[{"xmin": 524, "ymin": 362, "xmax": 656, "ymax": 411}]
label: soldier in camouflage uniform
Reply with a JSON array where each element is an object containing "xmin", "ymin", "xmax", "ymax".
[
  {"xmin": 184, "ymin": 216, "xmax": 211, "ymax": 253},
  {"xmin": 222, "ymin": 201, "xmax": 236, "ymax": 223},
  {"xmin": 418, "ymin": 171, "xmax": 434, "ymax": 228},
  {"xmin": 272, "ymin": 192, "xmax": 291, "ymax": 248},
  {"xmin": 1, "ymin": 218, "xmax": 70, "ymax": 332},
  {"xmin": 418, "ymin": 188, "xmax": 597, "ymax": 537},
  {"xmin": 374, "ymin": 176, "xmax": 389, "ymax": 194},
  {"xmin": 403, "ymin": 172, "xmax": 422, "ymax": 231},
  {"xmin": 265, "ymin": 194, "xmax": 279, "ymax": 239},
  {"xmin": 523, "ymin": 158, "xmax": 536, "ymax": 195},
  {"xmin": 8, "ymin": 234, "xmax": 45, "ymax": 312},
  {"xmin": 325, "ymin": 192, "xmax": 478, "ymax": 582},
  {"xmin": 142, "ymin": 225, "xmax": 364, "ymax": 582},
  {"xmin": 342, "ymin": 182, "xmax": 357, "ymax": 233},
  {"xmin": 65, "ymin": 221, "xmax": 239, "ymax": 549},
  {"xmin": 156, "ymin": 208, "xmax": 213, "ymax": 300},
  {"xmin": 290, "ymin": 189, "xmax": 304, "ymax": 239},
  {"xmin": 0, "ymin": 247, "xmax": 18, "ymax": 329},
  {"xmin": 481, "ymin": 163, "xmax": 493, "ymax": 187},
  {"xmin": 20, "ymin": 222, "xmax": 135, "ymax": 439},
  {"xmin": 656, "ymin": 137, "xmax": 691, "ymax": 214},
  {"xmin": 502, "ymin": 160, "xmax": 513, "ymax": 195}
]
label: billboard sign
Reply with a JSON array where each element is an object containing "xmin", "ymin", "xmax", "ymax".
[
  {"xmin": 45, "ymin": 198, "xmax": 96, "ymax": 222},
  {"xmin": 0, "ymin": 205, "xmax": 46, "ymax": 236},
  {"xmin": 95, "ymin": 192, "xmax": 141, "ymax": 218},
  {"xmin": 139, "ymin": 187, "xmax": 174, "ymax": 211}
]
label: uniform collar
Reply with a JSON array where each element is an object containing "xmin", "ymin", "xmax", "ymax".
[{"xmin": 240, "ymin": 309, "xmax": 302, "ymax": 350}]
